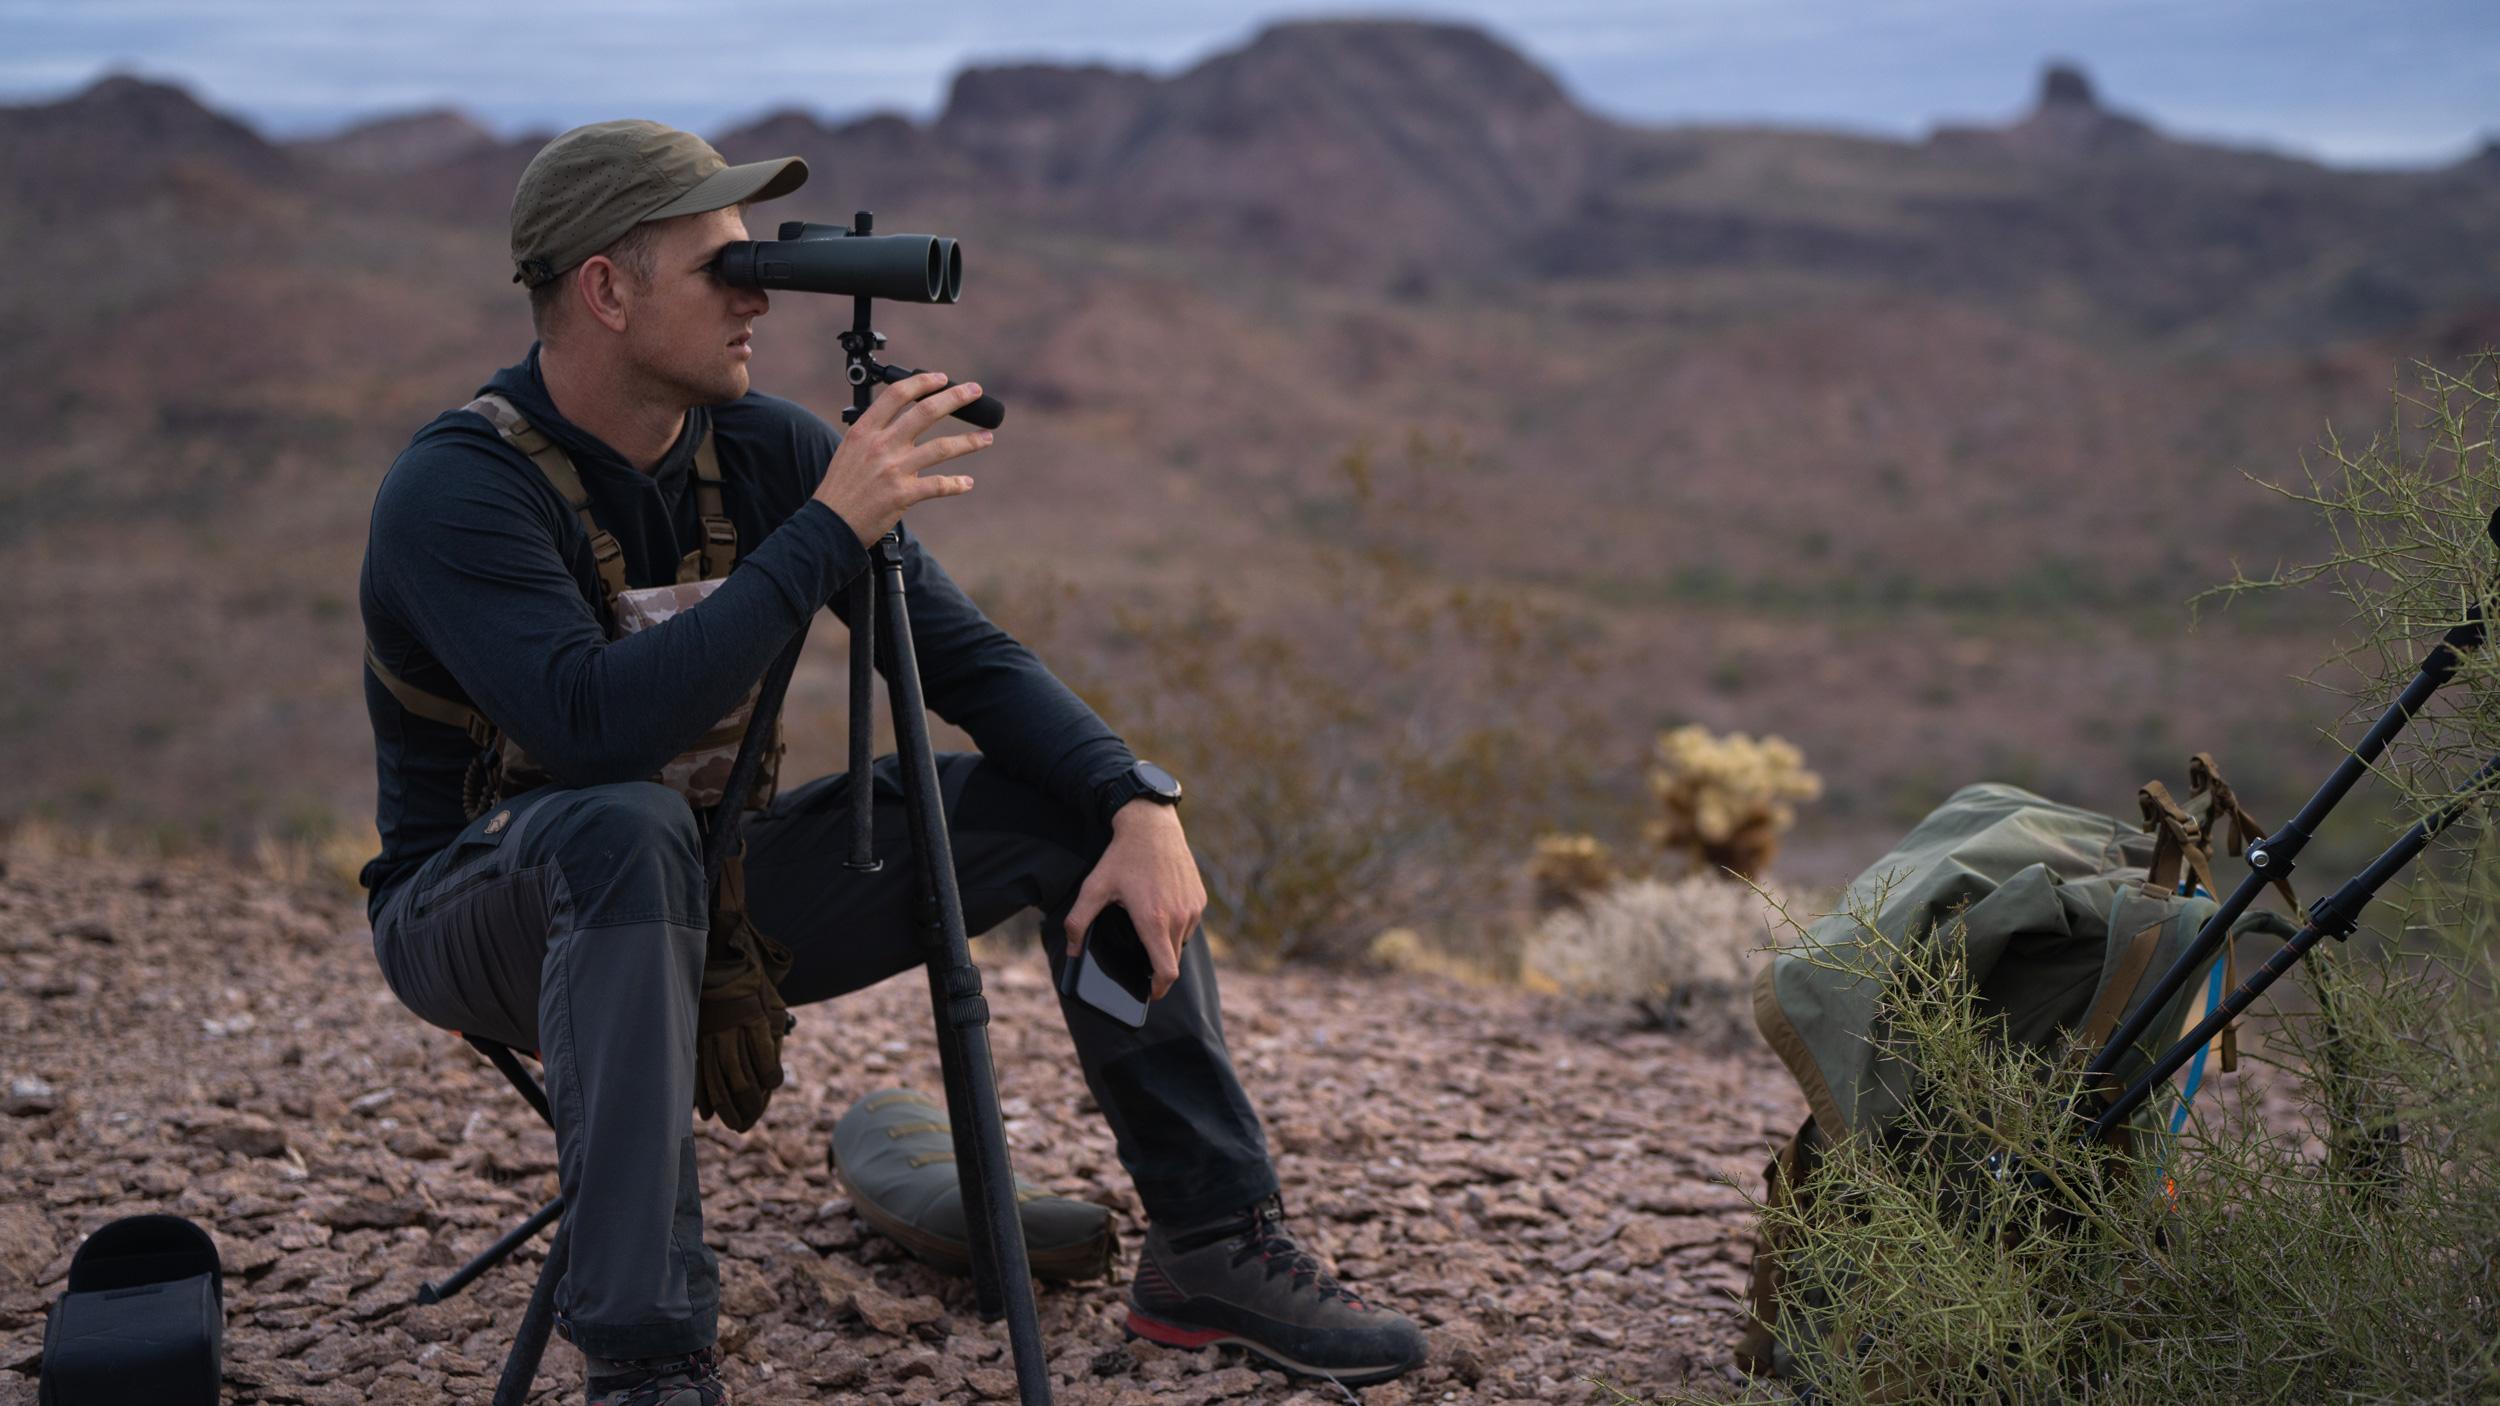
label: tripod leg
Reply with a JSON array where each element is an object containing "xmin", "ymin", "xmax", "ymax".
[
  {"xmin": 935, "ymin": 978, "xmax": 1009, "ymax": 1320},
  {"xmin": 872, "ymin": 532, "xmax": 1053, "ymax": 1405},
  {"xmin": 846, "ymin": 572, "xmax": 880, "ymax": 871},
  {"xmin": 417, "ymin": 1194, "xmax": 564, "ymax": 1305},
  {"xmin": 920, "ymin": 888, "xmax": 1008, "ymax": 1321}
]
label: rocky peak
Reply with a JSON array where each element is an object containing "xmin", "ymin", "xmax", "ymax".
[
  {"xmin": 1930, "ymin": 60, "xmax": 2158, "ymax": 160},
  {"xmin": 2037, "ymin": 62, "xmax": 2100, "ymax": 111},
  {"xmin": 1096, "ymin": 19, "xmax": 1606, "ymax": 270},
  {"xmin": 936, "ymin": 63, "xmax": 1157, "ymax": 185},
  {"xmin": 0, "ymin": 72, "xmax": 289, "ymax": 210},
  {"xmin": 291, "ymin": 109, "xmax": 496, "ymax": 173}
]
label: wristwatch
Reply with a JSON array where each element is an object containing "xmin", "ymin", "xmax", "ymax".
[{"xmin": 1097, "ymin": 759, "xmax": 1183, "ymax": 826}]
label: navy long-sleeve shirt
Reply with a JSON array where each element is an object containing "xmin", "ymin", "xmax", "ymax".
[{"xmin": 358, "ymin": 345, "xmax": 1134, "ymax": 912}]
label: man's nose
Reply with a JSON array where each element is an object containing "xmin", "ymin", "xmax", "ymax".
[{"xmin": 734, "ymin": 285, "xmax": 769, "ymax": 318}]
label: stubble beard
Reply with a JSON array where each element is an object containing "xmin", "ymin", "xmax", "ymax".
[{"xmin": 638, "ymin": 343, "xmax": 748, "ymax": 410}]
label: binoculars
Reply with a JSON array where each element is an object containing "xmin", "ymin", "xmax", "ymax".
[{"xmin": 712, "ymin": 220, "xmax": 964, "ymax": 304}]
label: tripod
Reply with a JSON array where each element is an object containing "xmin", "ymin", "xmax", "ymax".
[{"xmin": 819, "ymin": 218, "xmax": 1052, "ymax": 1404}]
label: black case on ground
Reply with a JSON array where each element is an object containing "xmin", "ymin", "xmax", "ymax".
[{"xmin": 39, "ymin": 1213, "xmax": 224, "ymax": 1406}]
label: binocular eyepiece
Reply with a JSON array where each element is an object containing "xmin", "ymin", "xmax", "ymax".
[{"xmin": 711, "ymin": 220, "xmax": 964, "ymax": 304}]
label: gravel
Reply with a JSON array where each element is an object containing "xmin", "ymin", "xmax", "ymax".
[{"xmin": 0, "ymin": 847, "xmax": 1801, "ymax": 1403}]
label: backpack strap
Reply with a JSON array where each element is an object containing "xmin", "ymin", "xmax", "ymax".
[
  {"xmin": 465, "ymin": 393, "xmax": 630, "ymax": 613},
  {"xmin": 2142, "ymin": 776, "xmax": 2236, "ymax": 1070},
  {"xmin": 680, "ymin": 429, "xmax": 738, "ymax": 583},
  {"xmin": 2138, "ymin": 780, "xmax": 2217, "ymax": 900},
  {"xmin": 2188, "ymin": 752, "xmax": 2299, "ymax": 911}
]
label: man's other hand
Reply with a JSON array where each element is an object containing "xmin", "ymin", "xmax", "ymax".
[
  {"xmin": 814, "ymin": 371, "xmax": 993, "ymax": 544},
  {"xmin": 1064, "ymin": 802, "xmax": 1205, "ymax": 1001}
]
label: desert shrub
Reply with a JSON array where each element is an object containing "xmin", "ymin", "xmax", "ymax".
[
  {"xmin": 1663, "ymin": 898, "xmax": 2500, "ymax": 1405},
  {"xmin": 992, "ymin": 437, "xmax": 1626, "ymax": 965},
  {"xmin": 1523, "ymin": 875, "xmax": 1781, "ymax": 1043},
  {"xmin": 1645, "ymin": 724, "xmax": 1823, "ymax": 880},
  {"xmin": 1639, "ymin": 356, "xmax": 2500, "ymax": 1404},
  {"xmin": 1529, "ymin": 832, "xmax": 1619, "ymax": 913}
]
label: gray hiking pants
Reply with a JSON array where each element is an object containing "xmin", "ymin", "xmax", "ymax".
[{"xmin": 369, "ymin": 754, "xmax": 1275, "ymax": 1360}]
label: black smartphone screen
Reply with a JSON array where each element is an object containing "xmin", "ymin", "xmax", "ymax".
[{"xmin": 1061, "ymin": 904, "xmax": 1158, "ymax": 1027}]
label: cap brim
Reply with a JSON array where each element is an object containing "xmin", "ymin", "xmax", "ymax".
[{"xmin": 642, "ymin": 155, "xmax": 809, "ymax": 222}]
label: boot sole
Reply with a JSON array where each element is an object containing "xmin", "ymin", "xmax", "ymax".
[{"xmin": 1124, "ymin": 1307, "xmax": 1421, "ymax": 1387}]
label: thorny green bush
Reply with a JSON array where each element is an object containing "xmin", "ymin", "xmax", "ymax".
[{"xmin": 1645, "ymin": 356, "xmax": 2500, "ymax": 1405}]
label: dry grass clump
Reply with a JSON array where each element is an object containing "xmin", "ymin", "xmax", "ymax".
[
  {"xmin": 1523, "ymin": 876, "xmax": 1780, "ymax": 1043},
  {"xmin": 1645, "ymin": 725, "xmax": 1822, "ymax": 881}
]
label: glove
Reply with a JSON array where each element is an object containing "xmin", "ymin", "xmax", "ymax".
[{"xmin": 695, "ymin": 852, "xmax": 796, "ymax": 1132}]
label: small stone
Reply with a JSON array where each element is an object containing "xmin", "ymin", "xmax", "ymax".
[
  {"xmin": 0, "ymin": 1205, "xmax": 56, "ymax": 1281},
  {"xmin": 315, "ymin": 1195, "xmax": 430, "ymax": 1231},
  {"xmin": 1573, "ymin": 1322, "xmax": 1623, "ymax": 1348},
  {"xmin": 4, "ymin": 1077, "xmax": 58, "ymax": 1116},
  {"xmin": 53, "ymin": 917, "xmax": 114, "ymax": 944},
  {"xmin": 201, "ymin": 1114, "xmax": 289, "ymax": 1158}
]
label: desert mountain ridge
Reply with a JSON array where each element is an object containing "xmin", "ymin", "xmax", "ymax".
[{"xmin": 12, "ymin": 20, "xmax": 2496, "ymax": 339}]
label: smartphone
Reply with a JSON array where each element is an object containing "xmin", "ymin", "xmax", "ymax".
[{"xmin": 1060, "ymin": 904, "xmax": 1161, "ymax": 1028}]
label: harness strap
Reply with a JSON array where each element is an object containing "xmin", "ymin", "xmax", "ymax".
[
  {"xmin": 364, "ymin": 643, "xmax": 489, "ymax": 742},
  {"xmin": 685, "ymin": 431, "xmax": 737, "ymax": 583},
  {"xmin": 367, "ymin": 394, "xmax": 754, "ymax": 819},
  {"xmin": 465, "ymin": 393, "xmax": 633, "ymax": 611}
]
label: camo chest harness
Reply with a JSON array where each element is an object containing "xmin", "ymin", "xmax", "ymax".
[{"xmin": 364, "ymin": 393, "xmax": 783, "ymax": 819}]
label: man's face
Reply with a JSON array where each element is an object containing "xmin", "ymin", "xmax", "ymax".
[{"xmin": 618, "ymin": 205, "xmax": 768, "ymax": 406}]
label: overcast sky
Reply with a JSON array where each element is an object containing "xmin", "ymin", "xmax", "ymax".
[{"xmin": 3, "ymin": 0, "xmax": 2493, "ymax": 167}]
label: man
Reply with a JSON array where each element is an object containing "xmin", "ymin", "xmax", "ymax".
[{"xmin": 357, "ymin": 121, "xmax": 1428, "ymax": 1405}]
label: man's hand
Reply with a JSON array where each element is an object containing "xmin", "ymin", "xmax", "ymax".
[
  {"xmin": 1063, "ymin": 802, "xmax": 1205, "ymax": 1002},
  {"xmin": 813, "ymin": 371, "xmax": 994, "ymax": 544}
]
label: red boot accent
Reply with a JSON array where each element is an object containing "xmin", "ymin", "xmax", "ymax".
[{"xmin": 1125, "ymin": 1309, "xmax": 1232, "ymax": 1349}]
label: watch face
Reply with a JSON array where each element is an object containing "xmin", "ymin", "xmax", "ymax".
[{"xmin": 1136, "ymin": 760, "xmax": 1183, "ymax": 802}]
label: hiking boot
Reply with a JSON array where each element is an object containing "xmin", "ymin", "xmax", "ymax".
[
  {"xmin": 583, "ymin": 1346, "xmax": 729, "ymax": 1406},
  {"xmin": 831, "ymin": 1089, "xmax": 1118, "ymax": 1281},
  {"xmin": 1126, "ymin": 1194, "xmax": 1428, "ymax": 1385}
]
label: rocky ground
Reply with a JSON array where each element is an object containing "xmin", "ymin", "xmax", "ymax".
[{"xmin": 0, "ymin": 841, "xmax": 1802, "ymax": 1405}]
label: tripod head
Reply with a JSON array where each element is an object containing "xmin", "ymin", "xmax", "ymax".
[{"xmin": 711, "ymin": 210, "xmax": 1005, "ymax": 430}]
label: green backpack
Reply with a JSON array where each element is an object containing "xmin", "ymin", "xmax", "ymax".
[{"xmin": 1736, "ymin": 761, "xmax": 2296, "ymax": 1379}]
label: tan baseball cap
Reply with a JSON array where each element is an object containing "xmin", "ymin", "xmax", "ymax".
[{"xmin": 510, "ymin": 119, "xmax": 808, "ymax": 287}]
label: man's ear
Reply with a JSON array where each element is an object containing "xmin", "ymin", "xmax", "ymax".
[{"xmin": 575, "ymin": 254, "xmax": 634, "ymax": 334}]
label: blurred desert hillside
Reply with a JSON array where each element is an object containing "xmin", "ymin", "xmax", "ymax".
[{"xmin": 6, "ymin": 18, "xmax": 2500, "ymax": 894}]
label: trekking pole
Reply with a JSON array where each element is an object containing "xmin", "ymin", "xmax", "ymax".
[
  {"xmin": 2088, "ymin": 752, "xmax": 2500, "ymax": 1141},
  {"xmin": 2074, "ymin": 508, "xmax": 2499, "ymax": 1111}
]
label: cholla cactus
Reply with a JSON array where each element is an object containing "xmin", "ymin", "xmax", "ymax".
[
  {"xmin": 1523, "ymin": 876, "xmax": 1778, "ymax": 1043},
  {"xmin": 1530, "ymin": 833, "xmax": 1619, "ymax": 913},
  {"xmin": 1645, "ymin": 725, "xmax": 1822, "ymax": 880}
]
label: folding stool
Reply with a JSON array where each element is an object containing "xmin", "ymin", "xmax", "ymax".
[{"xmin": 412, "ymin": 1034, "xmax": 571, "ymax": 1406}]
